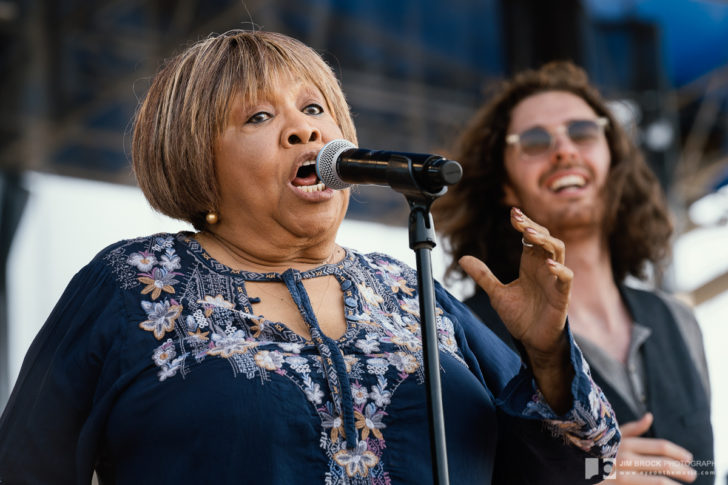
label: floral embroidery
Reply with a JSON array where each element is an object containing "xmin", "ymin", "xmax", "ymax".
[
  {"xmin": 355, "ymin": 335, "xmax": 380, "ymax": 354},
  {"xmin": 153, "ymin": 338, "xmax": 187, "ymax": 381},
  {"xmin": 158, "ymin": 354, "xmax": 186, "ymax": 381},
  {"xmin": 304, "ymin": 379, "xmax": 324, "ymax": 405},
  {"xmin": 160, "ymin": 253, "xmax": 181, "ymax": 272},
  {"xmin": 357, "ymin": 283, "xmax": 384, "ymax": 307},
  {"xmin": 151, "ymin": 236, "xmax": 175, "ymax": 252},
  {"xmin": 373, "ymin": 260, "xmax": 402, "ymax": 275},
  {"xmin": 138, "ymin": 267, "xmax": 179, "ymax": 300},
  {"xmin": 126, "ymin": 251, "xmax": 157, "ymax": 272},
  {"xmin": 398, "ymin": 297, "xmax": 420, "ymax": 316},
  {"xmin": 187, "ymin": 328, "xmax": 209, "ymax": 343},
  {"xmin": 343, "ymin": 355, "xmax": 358, "ymax": 373},
  {"xmin": 389, "ymin": 276, "xmax": 415, "ymax": 296},
  {"xmin": 139, "ymin": 299, "xmax": 182, "ymax": 339},
  {"xmin": 152, "ymin": 338, "xmax": 176, "ymax": 366},
  {"xmin": 387, "ymin": 351, "xmax": 418, "ymax": 374},
  {"xmin": 255, "ymin": 350, "xmax": 285, "ymax": 371},
  {"xmin": 321, "ymin": 402, "xmax": 346, "ymax": 442},
  {"xmin": 248, "ymin": 316, "xmax": 267, "ymax": 338},
  {"xmin": 207, "ymin": 330, "xmax": 258, "ymax": 358},
  {"xmin": 351, "ymin": 382, "xmax": 368, "ymax": 405},
  {"xmin": 390, "ymin": 333, "xmax": 421, "ymax": 352},
  {"xmin": 525, "ymin": 352, "xmax": 620, "ymax": 458},
  {"xmin": 369, "ymin": 379, "xmax": 391, "ymax": 407},
  {"xmin": 197, "ymin": 294, "xmax": 234, "ymax": 316},
  {"xmin": 278, "ymin": 342, "xmax": 304, "ymax": 354},
  {"xmin": 333, "ymin": 441, "xmax": 379, "ymax": 478},
  {"xmin": 354, "ymin": 403, "xmax": 386, "ymax": 440}
]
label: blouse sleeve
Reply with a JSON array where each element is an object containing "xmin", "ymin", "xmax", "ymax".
[
  {"xmin": 0, "ymin": 259, "xmax": 126, "ymax": 485},
  {"xmin": 435, "ymin": 283, "xmax": 620, "ymax": 484}
]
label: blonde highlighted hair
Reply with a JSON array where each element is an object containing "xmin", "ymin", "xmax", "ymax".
[{"xmin": 132, "ymin": 30, "xmax": 357, "ymax": 230}]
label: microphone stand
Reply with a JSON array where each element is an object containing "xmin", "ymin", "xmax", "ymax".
[
  {"xmin": 378, "ymin": 151, "xmax": 457, "ymax": 485},
  {"xmin": 403, "ymin": 190, "xmax": 450, "ymax": 485}
]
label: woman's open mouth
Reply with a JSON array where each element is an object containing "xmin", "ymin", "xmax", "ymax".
[{"xmin": 293, "ymin": 160, "xmax": 326, "ymax": 193}]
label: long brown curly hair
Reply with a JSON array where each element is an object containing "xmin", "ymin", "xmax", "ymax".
[{"xmin": 433, "ymin": 61, "xmax": 672, "ymax": 285}]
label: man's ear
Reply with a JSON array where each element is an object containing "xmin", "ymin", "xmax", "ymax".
[{"xmin": 502, "ymin": 182, "xmax": 520, "ymax": 206}]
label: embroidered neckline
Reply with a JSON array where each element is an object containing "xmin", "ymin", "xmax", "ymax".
[{"xmin": 179, "ymin": 231, "xmax": 354, "ymax": 280}]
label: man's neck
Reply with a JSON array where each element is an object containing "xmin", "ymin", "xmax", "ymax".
[
  {"xmin": 560, "ymin": 232, "xmax": 633, "ymax": 362},
  {"xmin": 563, "ymin": 235, "xmax": 616, "ymax": 308}
]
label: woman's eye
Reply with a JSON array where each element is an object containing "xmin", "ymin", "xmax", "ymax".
[
  {"xmin": 302, "ymin": 103, "xmax": 323, "ymax": 115},
  {"xmin": 246, "ymin": 112, "xmax": 271, "ymax": 124}
]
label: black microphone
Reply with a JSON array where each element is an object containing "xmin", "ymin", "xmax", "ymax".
[{"xmin": 316, "ymin": 139, "xmax": 463, "ymax": 194}]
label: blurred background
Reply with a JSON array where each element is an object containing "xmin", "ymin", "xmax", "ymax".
[{"xmin": 1, "ymin": 0, "xmax": 727, "ymax": 481}]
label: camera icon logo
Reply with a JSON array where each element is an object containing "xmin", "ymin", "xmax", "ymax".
[{"xmin": 585, "ymin": 457, "xmax": 616, "ymax": 480}]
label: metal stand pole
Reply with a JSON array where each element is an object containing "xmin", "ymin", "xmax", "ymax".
[{"xmin": 406, "ymin": 193, "xmax": 449, "ymax": 485}]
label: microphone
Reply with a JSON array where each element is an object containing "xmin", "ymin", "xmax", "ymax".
[{"xmin": 316, "ymin": 139, "xmax": 463, "ymax": 194}]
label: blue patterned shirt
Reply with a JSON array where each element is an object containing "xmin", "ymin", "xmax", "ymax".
[{"xmin": 0, "ymin": 232, "xmax": 619, "ymax": 484}]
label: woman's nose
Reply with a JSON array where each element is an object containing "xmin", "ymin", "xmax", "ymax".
[{"xmin": 283, "ymin": 113, "xmax": 320, "ymax": 146}]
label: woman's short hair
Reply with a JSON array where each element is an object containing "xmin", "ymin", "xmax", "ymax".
[
  {"xmin": 434, "ymin": 61, "xmax": 672, "ymax": 283},
  {"xmin": 132, "ymin": 30, "xmax": 357, "ymax": 230}
]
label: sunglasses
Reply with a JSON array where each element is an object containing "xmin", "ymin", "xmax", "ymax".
[{"xmin": 505, "ymin": 117, "xmax": 609, "ymax": 158}]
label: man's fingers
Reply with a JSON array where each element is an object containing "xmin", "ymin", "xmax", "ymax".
[
  {"xmin": 620, "ymin": 437, "xmax": 694, "ymax": 463},
  {"xmin": 459, "ymin": 255, "xmax": 502, "ymax": 295},
  {"xmin": 616, "ymin": 474, "xmax": 682, "ymax": 484},
  {"xmin": 546, "ymin": 258, "xmax": 573, "ymax": 294},
  {"xmin": 511, "ymin": 207, "xmax": 566, "ymax": 263},
  {"xmin": 620, "ymin": 413, "xmax": 654, "ymax": 438},
  {"xmin": 612, "ymin": 427, "xmax": 697, "ymax": 483}
]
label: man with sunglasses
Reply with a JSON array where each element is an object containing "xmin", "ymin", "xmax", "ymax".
[{"xmin": 435, "ymin": 61, "xmax": 714, "ymax": 484}]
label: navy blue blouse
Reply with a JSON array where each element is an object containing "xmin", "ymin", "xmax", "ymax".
[{"xmin": 0, "ymin": 233, "xmax": 619, "ymax": 484}]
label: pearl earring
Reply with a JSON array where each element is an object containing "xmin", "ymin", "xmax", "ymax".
[{"xmin": 205, "ymin": 211, "xmax": 219, "ymax": 225}]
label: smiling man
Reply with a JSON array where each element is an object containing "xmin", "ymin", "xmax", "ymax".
[{"xmin": 435, "ymin": 61, "xmax": 715, "ymax": 484}]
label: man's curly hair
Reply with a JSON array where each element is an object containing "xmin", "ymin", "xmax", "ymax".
[{"xmin": 434, "ymin": 61, "xmax": 672, "ymax": 285}]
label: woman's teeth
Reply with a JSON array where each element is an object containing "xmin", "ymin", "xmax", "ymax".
[{"xmin": 296, "ymin": 182, "xmax": 326, "ymax": 192}]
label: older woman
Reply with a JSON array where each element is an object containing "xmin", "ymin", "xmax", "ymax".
[{"xmin": 0, "ymin": 32, "xmax": 618, "ymax": 484}]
